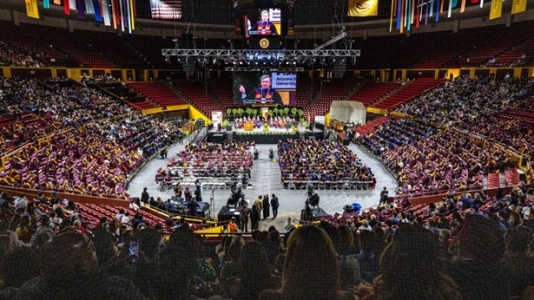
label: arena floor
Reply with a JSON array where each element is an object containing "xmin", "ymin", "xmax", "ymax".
[{"xmin": 127, "ymin": 137, "xmax": 398, "ymax": 231}]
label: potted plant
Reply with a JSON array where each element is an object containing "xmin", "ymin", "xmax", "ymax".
[
  {"xmin": 291, "ymin": 107, "xmax": 297, "ymax": 117},
  {"xmin": 226, "ymin": 108, "xmax": 233, "ymax": 119}
]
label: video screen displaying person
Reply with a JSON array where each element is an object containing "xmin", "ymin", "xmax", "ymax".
[
  {"xmin": 245, "ymin": 8, "xmax": 282, "ymax": 37},
  {"xmin": 239, "ymin": 74, "xmax": 282, "ymax": 105},
  {"xmin": 233, "ymin": 72, "xmax": 297, "ymax": 105},
  {"xmin": 253, "ymin": 10, "xmax": 278, "ymax": 36}
]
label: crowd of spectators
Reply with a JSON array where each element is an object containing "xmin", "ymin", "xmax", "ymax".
[
  {"xmin": 278, "ymin": 139, "xmax": 376, "ymax": 190},
  {"xmin": 0, "ymin": 76, "xmax": 179, "ymax": 198},
  {"xmin": 0, "ymin": 42, "xmax": 44, "ymax": 68},
  {"xmin": 1, "ymin": 183, "xmax": 534, "ymax": 299},
  {"xmin": 360, "ymin": 76, "xmax": 534, "ymax": 196}
]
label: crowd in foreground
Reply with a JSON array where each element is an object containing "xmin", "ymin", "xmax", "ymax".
[{"xmin": 0, "ymin": 182, "xmax": 534, "ymax": 299}]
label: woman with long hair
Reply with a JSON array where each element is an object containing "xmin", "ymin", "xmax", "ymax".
[
  {"xmin": 259, "ymin": 225, "xmax": 353, "ymax": 300},
  {"xmin": 358, "ymin": 224, "xmax": 462, "ymax": 300}
]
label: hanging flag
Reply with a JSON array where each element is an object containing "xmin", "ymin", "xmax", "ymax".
[
  {"xmin": 77, "ymin": 0, "xmax": 86, "ymax": 19},
  {"xmin": 480, "ymin": 0, "xmax": 484, "ymax": 8},
  {"xmin": 489, "ymin": 0, "xmax": 502, "ymax": 19},
  {"xmin": 429, "ymin": 0, "xmax": 433, "ymax": 17},
  {"xmin": 53, "ymin": 0, "xmax": 61, "ymax": 4},
  {"xmin": 150, "ymin": 0, "xmax": 182, "ymax": 19},
  {"xmin": 440, "ymin": 0, "xmax": 444, "ymax": 13},
  {"xmin": 129, "ymin": 0, "xmax": 135, "ymax": 30},
  {"xmin": 93, "ymin": 0, "xmax": 103, "ymax": 22},
  {"xmin": 396, "ymin": 0, "xmax": 402, "ymax": 29},
  {"xmin": 460, "ymin": 0, "xmax": 466, "ymax": 12},
  {"xmin": 348, "ymin": 0, "xmax": 379, "ymax": 17},
  {"xmin": 511, "ymin": 0, "xmax": 527, "ymax": 14},
  {"xmin": 43, "ymin": 0, "xmax": 50, "ymax": 9},
  {"xmin": 84, "ymin": 0, "xmax": 94, "ymax": 14},
  {"xmin": 111, "ymin": 0, "xmax": 119, "ymax": 29},
  {"xmin": 471, "ymin": 0, "xmax": 479, "ymax": 3},
  {"xmin": 451, "ymin": 0, "xmax": 458, "ymax": 7},
  {"xmin": 448, "ymin": 0, "xmax": 453, "ymax": 17},
  {"xmin": 435, "ymin": 0, "xmax": 440, "ymax": 22},
  {"xmin": 389, "ymin": 0, "xmax": 395, "ymax": 31},
  {"xmin": 64, "ymin": 0, "xmax": 70, "ymax": 15},
  {"xmin": 25, "ymin": 0, "xmax": 40, "ymax": 18},
  {"xmin": 101, "ymin": 0, "xmax": 112, "ymax": 26},
  {"xmin": 400, "ymin": 0, "xmax": 405, "ymax": 33},
  {"xmin": 69, "ymin": 0, "xmax": 77, "ymax": 10},
  {"xmin": 410, "ymin": 0, "xmax": 417, "ymax": 24},
  {"xmin": 415, "ymin": 0, "xmax": 420, "ymax": 27}
]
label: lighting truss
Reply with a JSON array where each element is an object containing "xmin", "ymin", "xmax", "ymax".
[{"xmin": 162, "ymin": 48, "xmax": 360, "ymax": 65}]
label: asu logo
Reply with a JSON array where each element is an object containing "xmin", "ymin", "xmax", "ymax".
[{"xmin": 259, "ymin": 38, "xmax": 270, "ymax": 49}]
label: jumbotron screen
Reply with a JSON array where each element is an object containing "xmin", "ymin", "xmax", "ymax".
[
  {"xmin": 242, "ymin": 8, "xmax": 282, "ymax": 37},
  {"xmin": 233, "ymin": 72, "xmax": 296, "ymax": 105}
]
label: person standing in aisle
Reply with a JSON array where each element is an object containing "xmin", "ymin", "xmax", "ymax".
[{"xmin": 270, "ymin": 194, "xmax": 279, "ymax": 219}]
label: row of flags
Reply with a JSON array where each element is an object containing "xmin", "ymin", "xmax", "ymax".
[
  {"xmin": 348, "ymin": 0, "xmax": 528, "ymax": 31},
  {"xmin": 25, "ymin": 0, "xmax": 182, "ymax": 33}
]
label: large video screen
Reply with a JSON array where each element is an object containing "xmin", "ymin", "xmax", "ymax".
[
  {"xmin": 233, "ymin": 72, "xmax": 296, "ymax": 105},
  {"xmin": 243, "ymin": 8, "xmax": 282, "ymax": 37}
]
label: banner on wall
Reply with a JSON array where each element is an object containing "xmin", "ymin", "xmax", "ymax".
[
  {"xmin": 348, "ymin": 0, "xmax": 379, "ymax": 17},
  {"xmin": 25, "ymin": 0, "xmax": 40, "ymax": 19},
  {"xmin": 511, "ymin": 0, "xmax": 527, "ymax": 14},
  {"xmin": 489, "ymin": 0, "xmax": 503, "ymax": 20}
]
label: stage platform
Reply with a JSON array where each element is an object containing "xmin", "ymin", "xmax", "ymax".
[{"xmin": 207, "ymin": 124, "xmax": 325, "ymax": 144}]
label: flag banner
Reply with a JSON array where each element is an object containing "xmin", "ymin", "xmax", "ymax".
[
  {"xmin": 452, "ymin": 0, "xmax": 458, "ymax": 7},
  {"xmin": 396, "ymin": 0, "xmax": 402, "ymax": 29},
  {"xmin": 415, "ymin": 0, "xmax": 420, "ymax": 27},
  {"xmin": 435, "ymin": 0, "xmax": 440, "ymax": 21},
  {"xmin": 150, "ymin": 0, "xmax": 182, "ymax": 19},
  {"xmin": 406, "ymin": 0, "xmax": 413, "ymax": 31},
  {"xmin": 69, "ymin": 0, "xmax": 77, "ymax": 10},
  {"xmin": 93, "ymin": 0, "xmax": 102, "ymax": 22},
  {"xmin": 511, "ymin": 0, "xmax": 527, "ymax": 14},
  {"xmin": 348, "ymin": 0, "xmax": 379, "ymax": 17},
  {"xmin": 84, "ymin": 0, "xmax": 94, "ymax": 14},
  {"xmin": 400, "ymin": 0, "xmax": 405, "ymax": 33},
  {"xmin": 389, "ymin": 0, "xmax": 395, "ymax": 31},
  {"xmin": 25, "ymin": 0, "xmax": 40, "ymax": 18},
  {"xmin": 440, "ymin": 0, "xmax": 444, "ymax": 13},
  {"xmin": 489, "ymin": 0, "xmax": 502, "ymax": 19},
  {"xmin": 53, "ymin": 0, "xmax": 61, "ymax": 4},
  {"xmin": 77, "ymin": 0, "xmax": 86, "ymax": 19},
  {"xmin": 43, "ymin": 0, "xmax": 50, "ymax": 9},
  {"xmin": 460, "ymin": 0, "xmax": 466, "ymax": 12},
  {"xmin": 64, "ymin": 0, "xmax": 70, "ymax": 15},
  {"xmin": 448, "ymin": 0, "xmax": 453, "ymax": 17},
  {"xmin": 429, "ymin": 0, "xmax": 433, "ymax": 17},
  {"xmin": 471, "ymin": 0, "xmax": 479, "ymax": 3},
  {"xmin": 119, "ymin": 0, "xmax": 125, "ymax": 31},
  {"xmin": 425, "ymin": 0, "xmax": 430, "ymax": 25},
  {"xmin": 480, "ymin": 0, "xmax": 484, "ymax": 7},
  {"xmin": 111, "ymin": 0, "xmax": 119, "ymax": 29},
  {"xmin": 129, "ymin": 0, "xmax": 135, "ymax": 30},
  {"xmin": 102, "ymin": 0, "xmax": 112, "ymax": 26},
  {"xmin": 410, "ymin": 0, "xmax": 415, "ymax": 24}
]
